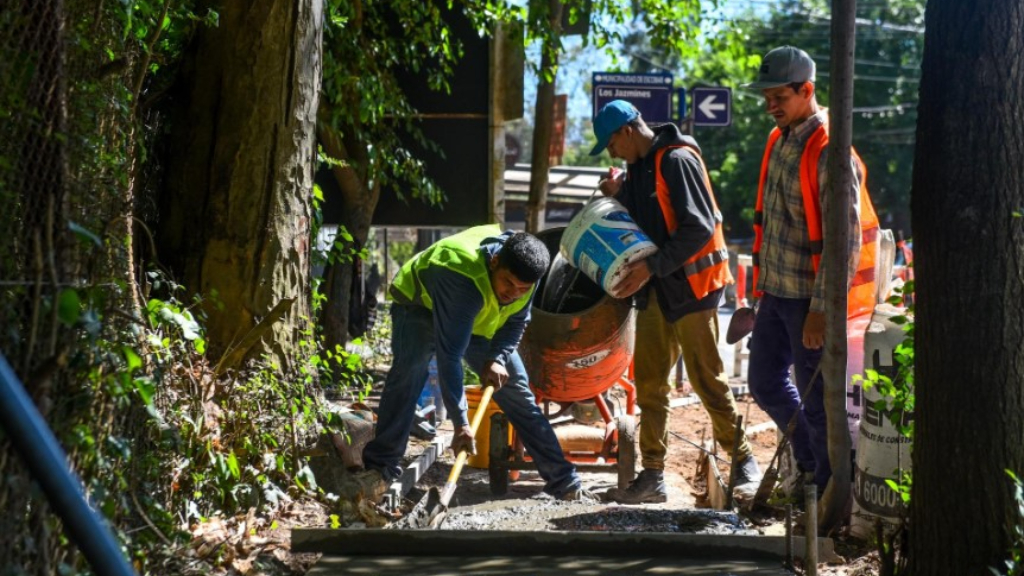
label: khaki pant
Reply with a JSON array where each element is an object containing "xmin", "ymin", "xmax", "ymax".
[{"xmin": 633, "ymin": 292, "xmax": 752, "ymax": 470}]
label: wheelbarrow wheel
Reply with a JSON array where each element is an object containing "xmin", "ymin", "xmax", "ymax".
[
  {"xmin": 616, "ymin": 415, "xmax": 637, "ymax": 490},
  {"xmin": 488, "ymin": 412, "xmax": 510, "ymax": 495}
]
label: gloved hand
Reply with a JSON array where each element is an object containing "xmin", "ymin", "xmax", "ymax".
[{"xmin": 450, "ymin": 425, "xmax": 476, "ymax": 456}]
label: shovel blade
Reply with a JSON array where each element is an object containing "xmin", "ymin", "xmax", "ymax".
[
  {"xmin": 390, "ymin": 486, "xmax": 447, "ymax": 530},
  {"xmin": 726, "ymin": 307, "xmax": 756, "ymax": 345}
]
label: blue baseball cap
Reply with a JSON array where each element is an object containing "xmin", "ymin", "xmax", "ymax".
[{"xmin": 589, "ymin": 100, "xmax": 639, "ymax": 156}]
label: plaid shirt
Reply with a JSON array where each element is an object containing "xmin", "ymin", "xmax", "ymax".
[{"xmin": 758, "ymin": 109, "xmax": 862, "ymax": 313}]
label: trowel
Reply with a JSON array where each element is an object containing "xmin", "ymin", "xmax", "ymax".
[{"xmin": 393, "ymin": 384, "xmax": 496, "ymax": 529}]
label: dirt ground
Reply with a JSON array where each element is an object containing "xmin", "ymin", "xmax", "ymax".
[{"xmin": 664, "ymin": 384, "xmax": 779, "ymax": 503}]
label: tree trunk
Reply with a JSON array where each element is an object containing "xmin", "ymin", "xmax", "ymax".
[
  {"xmin": 316, "ymin": 102, "xmax": 380, "ymax": 353},
  {"xmin": 907, "ymin": 0, "xmax": 1024, "ymax": 573},
  {"xmin": 820, "ymin": 0, "xmax": 856, "ymax": 534},
  {"xmin": 526, "ymin": 0, "xmax": 563, "ymax": 234},
  {"xmin": 159, "ymin": 0, "xmax": 322, "ymax": 370}
]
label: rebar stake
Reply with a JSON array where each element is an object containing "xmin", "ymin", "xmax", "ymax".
[{"xmin": 804, "ymin": 483, "xmax": 818, "ymax": 576}]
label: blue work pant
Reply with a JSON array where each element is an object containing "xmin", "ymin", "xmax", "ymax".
[
  {"xmin": 747, "ymin": 293, "xmax": 831, "ymax": 490},
  {"xmin": 362, "ymin": 304, "xmax": 581, "ymax": 497}
]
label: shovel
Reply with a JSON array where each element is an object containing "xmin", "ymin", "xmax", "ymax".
[
  {"xmin": 393, "ymin": 384, "xmax": 496, "ymax": 529},
  {"xmin": 726, "ymin": 306, "xmax": 756, "ymax": 345}
]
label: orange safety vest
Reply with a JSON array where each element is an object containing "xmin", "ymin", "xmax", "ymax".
[
  {"xmin": 752, "ymin": 125, "xmax": 880, "ymax": 319},
  {"xmin": 653, "ymin": 145, "xmax": 733, "ymax": 301}
]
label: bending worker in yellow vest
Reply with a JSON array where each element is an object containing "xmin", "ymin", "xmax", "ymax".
[
  {"xmin": 745, "ymin": 46, "xmax": 880, "ymax": 495},
  {"xmin": 590, "ymin": 100, "xmax": 762, "ymax": 503},
  {"xmin": 361, "ymin": 225, "xmax": 594, "ymax": 501}
]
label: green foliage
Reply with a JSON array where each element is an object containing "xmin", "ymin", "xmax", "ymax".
[
  {"xmin": 46, "ymin": 262, "xmax": 372, "ymax": 573},
  {"xmin": 992, "ymin": 470, "xmax": 1024, "ymax": 576},
  {"xmin": 145, "ymin": 287, "xmax": 207, "ymax": 356},
  {"xmin": 388, "ymin": 239, "xmax": 417, "ymax": 269},
  {"xmin": 863, "ymin": 281, "xmax": 916, "ymax": 427},
  {"xmin": 311, "ymin": 181, "xmax": 369, "ymax": 271},
  {"xmin": 320, "ymin": 0, "xmax": 468, "ymax": 208},
  {"xmin": 855, "ymin": 278, "xmax": 914, "ymax": 574}
]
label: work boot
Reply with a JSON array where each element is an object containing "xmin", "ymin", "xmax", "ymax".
[
  {"xmin": 604, "ymin": 469, "xmax": 667, "ymax": 504},
  {"xmin": 732, "ymin": 456, "xmax": 763, "ymax": 500},
  {"xmin": 560, "ymin": 486, "xmax": 600, "ymax": 503},
  {"xmin": 350, "ymin": 468, "xmax": 389, "ymax": 502}
]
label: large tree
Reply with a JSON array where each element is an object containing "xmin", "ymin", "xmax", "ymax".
[
  {"xmin": 907, "ymin": 0, "xmax": 1024, "ymax": 573},
  {"xmin": 159, "ymin": 0, "xmax": 322, "ymax": 369}
]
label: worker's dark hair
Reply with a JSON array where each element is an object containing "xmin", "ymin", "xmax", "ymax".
[
  {"xmin": 790, "ymin": 81, "xmax": 810, "ymax": 94},
  {"xmin": 498, "ymin": 232, "xmax": 550, "ymax": 283}
]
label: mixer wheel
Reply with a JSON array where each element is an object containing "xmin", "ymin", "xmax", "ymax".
[
  {"xmin": 488, "ymin": 412, "xmax": 510, "ymax": 495},
  {"xmin": 616, "ymin": 415, "xmax": 637, "ymax": 489}
]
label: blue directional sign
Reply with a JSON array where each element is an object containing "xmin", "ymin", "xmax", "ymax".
[
  {"xmin": 692, "ymin": 86, "xmax": 732, "ymax": 127},
  {"xmin": 592, "ymin": 72, "xmax": 674, "ymax": 123}
]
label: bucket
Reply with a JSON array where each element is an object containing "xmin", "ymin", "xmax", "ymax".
[
  {"xmin": 850, "ymin": 304, "xmax": 912, "ymax": 540},
  {"xmin": 465, "ymin": 385, "xmax": 512, "ymax": 469},
  {"xmin": 559, "ymin": 197, "xmax": 658, "ymax": 295}
]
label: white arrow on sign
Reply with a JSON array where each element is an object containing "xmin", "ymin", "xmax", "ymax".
[{"xmin": 698, "ymin": 94, "xmax": 727, "ymax": 119}]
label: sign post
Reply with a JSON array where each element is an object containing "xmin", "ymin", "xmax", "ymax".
[
  {"xmin": 592, "ymin": 72, "xmax": 674, "ymax": 122},
  {"xmin": 692, "ymin": 86, "xmax": 733, "ymax": 127}
]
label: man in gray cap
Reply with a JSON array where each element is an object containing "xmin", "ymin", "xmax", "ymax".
[
  {"xmin": 589, "ymin": 100, "xmax": 762, "ymax": 504},
  {"xmin": 743, "ymin": 46, "xmax": 879, "ymax": 497}
]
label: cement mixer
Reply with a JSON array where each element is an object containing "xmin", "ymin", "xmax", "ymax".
[{"xmin": 486, "ymin": 227, "xmax": 638, "ymax": 493}]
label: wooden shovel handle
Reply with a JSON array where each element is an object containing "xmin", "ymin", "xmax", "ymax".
[{"xmin": 444, "ymin": 384, "xmax": 495, "ymax": 486}]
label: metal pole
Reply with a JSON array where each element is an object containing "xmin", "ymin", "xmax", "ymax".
[
  {"xmin": 0, "ymin": 354, "xmax": 136, "ymax": 576},
  {"xmin": 805, "ymin": 483, "xmax": 819, "ymax": 576},
  {"xmin": 785, "ymin": 503, "xmax": 794, "ymax": 570},
  {"xmin": 820, "ymin": 0, "xmax": 858, "ymax": 533}
]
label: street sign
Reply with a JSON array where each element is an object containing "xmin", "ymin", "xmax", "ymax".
[
  {"xmin": 692, "ymin": 86, "xmax": 732, "ymax": 127},
  {"xmin": 592, "ymin": 72, "xmax": 674, "ymax": 123}
]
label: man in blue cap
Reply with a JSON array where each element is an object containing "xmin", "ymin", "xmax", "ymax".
[{"xmin": 590, "ymin": 100, "xmax": 762, "ymax": 503}]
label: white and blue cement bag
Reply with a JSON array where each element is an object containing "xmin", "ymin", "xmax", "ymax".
[{"xmin": 560, "ymin": 197, "xmax": 658, "ymax": 295}]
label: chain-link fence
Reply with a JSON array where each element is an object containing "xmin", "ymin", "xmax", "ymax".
[{"xmin": 1, "ymin": 1, "xmax": 139, "ymax": 572}]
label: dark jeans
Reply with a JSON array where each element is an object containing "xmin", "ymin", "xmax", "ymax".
[
  {"xmin": 362, "ymin": 304, "xmax": 581, "ymax": 497},
  {"xmin": 747, "ymin": 293, "xmax": 830, "ymax": 490}
]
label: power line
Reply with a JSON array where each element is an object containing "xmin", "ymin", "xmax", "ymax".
[
  {"xmin": 852, "ymin": 103, "xmax": 918, "ymax": 113},
  {"xmin": 810, "ymin": 53, "xmax": 922, "ymax": 71},
  {"xmin": 818, "ymin": 71, "xmax": 920, "ymax": 83},
  {"xmin": 808, "ymin": 13, "xmax": 924, "ymax": 33}
]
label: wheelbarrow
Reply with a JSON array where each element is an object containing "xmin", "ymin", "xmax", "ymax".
[{"xmin": 486, "ymin": 227, "xmax": 638, "ymax": 494}]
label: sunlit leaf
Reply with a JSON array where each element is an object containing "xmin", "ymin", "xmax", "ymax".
[{"xmin": 57, "ymin": 289, "xmax": 81, "ymax": 326}]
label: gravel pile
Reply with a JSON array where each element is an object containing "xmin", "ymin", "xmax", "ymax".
[{"xmin": 441, "ymin": 496, "xmax": 755, "ymax": 535}]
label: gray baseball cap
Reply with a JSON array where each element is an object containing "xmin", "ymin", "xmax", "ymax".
[{"xmin": 745, "ymin": 46, "xmax": 816, "ymax": 90}]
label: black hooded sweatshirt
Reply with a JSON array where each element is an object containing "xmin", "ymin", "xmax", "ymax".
[{"xmin": 615, "ymin": 122, "xmax": 724, "ymax": 322}]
